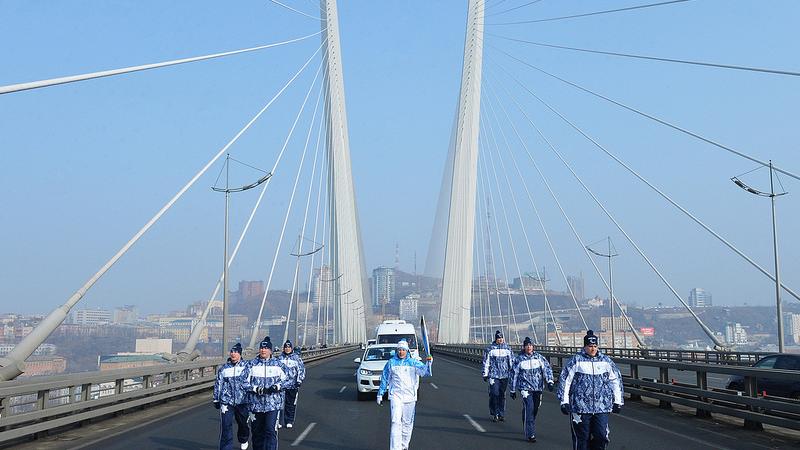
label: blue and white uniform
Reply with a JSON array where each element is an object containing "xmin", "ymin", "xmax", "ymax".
[
  {"xmin": 482, "ymin": 334, "xmax": 513, "ymax": 419},
  {"xmin": 378, "ymin": 340, "xmax": 432, "ymax": 450},
  {"xmin": 510, "ymin": 350, "xmax": 553, "ymax": 441},
  {"xmin": 276, "ymin": 345, "xmax": 305, "ymax": 427},
  {"xmin": 558, "ymin": 346, "xmax": 623, "ymax": 450},
  {"xmin": 213, "ymin": 356, "xmax": 251, "ymax": 450},
  {"xmin": 248, "ymin": 353, "xmax": 288, "ymax": 450}
]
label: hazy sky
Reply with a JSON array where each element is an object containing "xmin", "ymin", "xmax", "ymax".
[{"xmin": 2, "ymin": 1, "xmax": 799, "ymax": 315}]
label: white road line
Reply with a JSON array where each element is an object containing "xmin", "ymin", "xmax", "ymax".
[
  {"xmin": 430, "ymin": 383, "xmax": 439, "ymax": 389},
  {"xmin": 339, "ymin": 386, "xmax": 347, "ymax": 393},
  {"xmin": 291, "ymin": 422, "xmax": 316, "ymax": 447},
  {"xmin": 463, "ymin": 414, "xmax": 486, "ymax": 433}
]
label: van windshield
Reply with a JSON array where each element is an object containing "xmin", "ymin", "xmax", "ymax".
[
  {"xmin": 364, "ymin": 348, "xmax": 396, "ymax": 361},
  {"xmin": 378, "ymin": 334, "xmax": 417, "ymax": 348}
]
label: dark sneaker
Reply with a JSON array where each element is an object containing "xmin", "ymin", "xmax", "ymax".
[
  {"xmin": 492, "ymin": 415, "xmax": 499, "ymax": 422},
  {"xmin": 499, "ymin": 416, "xmax": 505, "ymax": 422}
]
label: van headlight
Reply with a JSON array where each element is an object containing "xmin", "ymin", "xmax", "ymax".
[{"xmin": 359, "ymin": 369, "xmax": 371, "ymax": 375}]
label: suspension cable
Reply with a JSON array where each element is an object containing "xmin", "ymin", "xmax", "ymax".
[
  {"xmin": 494, "ymin": 62, "xmax": 725, "ymax": 349},
  {"xmin": 476, "ymin": 168, "xmax": 503, "ymax": 336},
  {"xmin": 487, "ymin": 0, "xmax": 693, "ymax": 26},
  {"xmin": 491, "ymin": 46, "xmax": 800, "ymax": 182},
  {"xmin": 268, "ymin": 0, "xmax": 324, "ymax": 21},
  {"xmin": 0, "ymin": 31, "xmax": 325, "ymax": 95},
  {"xmin": 249, "ymin": 56, "xmax": 328, "ymax": 350}
]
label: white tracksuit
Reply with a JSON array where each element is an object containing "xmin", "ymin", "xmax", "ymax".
[{"xmin": 378, "ymin": 355, "xmax": 432, "ymax": 450}]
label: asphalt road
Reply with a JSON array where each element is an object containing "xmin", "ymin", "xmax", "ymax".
[{"xmin": 81, "ymin": 351, "xmax": 798, "ymax": 449}]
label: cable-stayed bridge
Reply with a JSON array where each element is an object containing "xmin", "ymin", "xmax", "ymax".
[{"xmin": 1, "ymin": 1, "xmax": 799, "ymax": 448}]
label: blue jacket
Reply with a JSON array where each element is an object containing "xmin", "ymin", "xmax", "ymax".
[
  {"xmin": 510, "ymin": 351, "xmax": 554, "ymax": 393},
  {"xmin": 276, "ymin": 351, "xmax": 306, "ymax": 390},
  {"xmin": 557, "ymin": 350, "xmax": 624, "ymax": 414},
  {"xmin": 482, "ymin": 342, "xmax": 513, "ymax": 379},
  {"xmin": 247, "ymin": 356, "xmax": 289, "ymax": 412},
  {"xmin": 213, "ymin": 359, "xmax": 250, "ymax": 406},
  {"xmin": 378, "ymin": 355, "xmax": 432, "ymax": 403}
]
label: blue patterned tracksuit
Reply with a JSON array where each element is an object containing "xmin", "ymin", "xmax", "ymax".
[
  {"xmin": 213, "ymin": 359, "xmax": 251, "ymax": 450},
  {"xmin": 482, "ymin": 342, "xmax": 513, "ymax": 417},
  {"xmin": 248, "ymin": 356, "xmax": 289, "ymax": 450},
  {"xmin": 277, "ymin": 351, "xmax": 306, "ymax": 426},
  {"xmin": 510, "ymin": 351, "xmax": 553, "ymax": 440},
  {"xmin": 378, "ymin": 354, "xmax": 432, "ymax": 450},
  {"xmin": 558, "ymin": 350, "xmax": 624, "ymax": 450}
]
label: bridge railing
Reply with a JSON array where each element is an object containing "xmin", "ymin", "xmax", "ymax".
[
  {"xmin": 437, "ymin": 343, "xmax": 769, "ymax": 365},
  {"xmin": 0, "ymin": 344, "xmax": 359, "ymax": 445},
  {"xmin": 432, "ymin": 344, "xmax": 800, "ymax": 432}
]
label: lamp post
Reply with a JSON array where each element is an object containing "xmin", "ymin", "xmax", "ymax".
[
  {"xmin": 587, "ymin": 238, "xmax": 619, "ymax": 349},
  {"xmin": 212, "ymin": 154, "xmax": 271, "ymax": 357},
  {"xmin": 732, "ymin": 161, "xmax": 788, "ymax": 352}
]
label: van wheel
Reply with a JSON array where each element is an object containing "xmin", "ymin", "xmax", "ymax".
[{"xmin": 357, "ymin": 391, "xmax": 370, "ymax": 401}]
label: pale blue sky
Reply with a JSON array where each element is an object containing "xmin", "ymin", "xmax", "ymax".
[{"xmin": 1, "ymin": 1, "xmax": 798, "ymax": 314}]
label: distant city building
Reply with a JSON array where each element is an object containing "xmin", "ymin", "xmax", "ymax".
[
  {"xmin": 372, "ymin": 267, "xmax": 395, "ymax": 307},
  {"xmin": 600, "ymin": 316, "xmax": 628, "ymax": 333},
  {"xmin": 688, "ymin": 288, "xmax": 712, "ymax": 307},
  {"xmin": 511, "ymin": 276, "xmax": 543, "ymax": 292},
  {"xmin": 567, "ymin": 274, "xmax": 585, "ymax": 301},
  {"xmin": 238, "ymin": 280, "xmax": 265, "ymax": 300},
  {"xmin": 22, "ymin": 356, "xmax": 67, "ymax": 377},
  {"xmin": 312, "ymin": 266, "xmax": 333, "ymax": 309},
  {"xmin": 135, "ymin": 338, "xmax": 172, "ymax": 354},
  {"xmin": 785, "ymin": 313, "xmax": 800, "ymax": 345},
  {"xmin": 399, "ymin": 294, "xmax": 420, "ymax": 322},
  {"xmin": 99, "ymin": 354, "xmax": 165, "ymax": 371},
  {"xmin": 724, "ymin": 322, "xmax": 748, "ymax": 344},
  {"xmin": 113, "ymin": 305, "xmax": 138, "ymax": 324},
  {"xmin": 0, "ymin": 343, "xmax": 56, "ymax": 356},
  {"xmin": 71, "ymin": 308, "xmax": 112, "ymax": 326}
]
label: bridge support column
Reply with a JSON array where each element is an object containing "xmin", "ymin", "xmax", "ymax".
[
  {"xmin": 628, "ymin": 364, "xmax": 642, "ymax": 401},
  {"xmin": 742, "ymin": 375, "xmax": 763, "ymax": 430}
]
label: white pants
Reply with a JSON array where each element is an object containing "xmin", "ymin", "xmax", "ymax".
[{"xmin": 390, "ymin": 400, "xmax": 416, "ymax": 450}]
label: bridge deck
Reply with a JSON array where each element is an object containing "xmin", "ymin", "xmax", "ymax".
[{"xmin": 17, "ymin": 351, "xmax": 799, "ymax": 449}]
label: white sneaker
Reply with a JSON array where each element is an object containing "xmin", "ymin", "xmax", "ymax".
[
  {"xmin": 277, "ymin": 423, "xmax": 282, "ymax": 429},
  {"xmin": 240, "ymin": 442, "xmax": 249, "ymax": 450},
  {"xmin": 286, "ymin": 423, "xmax": 293, "ymax": 429}
]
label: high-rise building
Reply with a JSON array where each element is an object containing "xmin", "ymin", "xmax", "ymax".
[
  {"xmin": 238, "ymin": 280, "xmax": 265, "ymax": 300},
  {"xmin": 399, "ymin": 294, "xmax": 420, "ymax": 322},
  {"xmin": 724, "ymin": 322, "xmax": 748, "ymax": 344},
  {"xmin": 688, "ymin": 288, "xmax": 712, "ymax": 307},
  {"xmin": 784, "ymin": 313, "xmax": 800, "ymax": 345},
  {"xmin": 567, "ymin": 274, "xmax": 585, "ymax": 301},
  {"xmin": 113, "ymin": 305, "xmax": 138, "ymax": 324},
  {"xmin": 312, "ymin": 266, "xmax": 333, "ymax": 308},
  {"xmin": 511, "ymin": 277, "xmax": 543, "ymax": 292},
  {"xmin": 372, "ymin": 267, "xmax": 395, "ymax": 308},
  {"xmin": 71, "ymin": 309, "xmax": 112, "ymax": 326}
]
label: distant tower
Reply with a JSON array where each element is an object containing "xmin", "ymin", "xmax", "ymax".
[{"xmin": 394, "ymin": 242, "xmax": 400, "ymax": 269}]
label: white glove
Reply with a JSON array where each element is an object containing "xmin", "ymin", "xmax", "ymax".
[
  {"xmin": 247, "ymin": 412, "xmax": 256, "ymax": 423},
  {"xmin": 376, "ymin": 395, "xmax": 383, "ymax": 406},
  {"xmin": 220, "ymin": 404, "xmax": 228, "ymax": 414},
  {"xmin": 489, "ymin": 378, "xmax": 495, "ymax": 386},
  {"xmin": 521, "ymin": 390, "xmax": 529, "ymax": 399}
]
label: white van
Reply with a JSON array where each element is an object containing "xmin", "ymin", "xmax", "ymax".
[{"xmin": 375, "ymin": 320, "xmax": 419, "ymax": 360}]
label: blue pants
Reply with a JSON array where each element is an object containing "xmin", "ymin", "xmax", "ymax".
[
  {"xmin": 251, "ymin": 410, "xmax": 280, "ymax": 450},
  {"xmin": 521, "ymin": 391, "xmax": 541, "ymax": 439},
  {"xmin": 219, "ymin": 404, "xmax": 250, "ymax": 450},
  {"xmin": 488, "ymin": 378, "xmax": 508, "ymax": 417},
  {"xmin": 570, "ymin": 412, "xmax": 610, "ymax": 450},
  {"xmin": 281, "ymin": 389, "xmax": 299, "ymax": 425}
]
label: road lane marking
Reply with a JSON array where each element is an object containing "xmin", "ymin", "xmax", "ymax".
[
  {"xmin": 291, "ymin": 422, "xmax": 316, "ymax": 447},
  {"xmin": 617, "ymin": 413, "xmax": 736, "ymax": 450},
  {"xmin": 339, "ymin": 386, "xmax": 347, "ymax": 393},
  {"xmin": 430, "ymin": 383, "xmax": 439, "ymax": 389},
  {"xmin": 463, "ymin": 414, "xmax": 485, "ymax": 433}
]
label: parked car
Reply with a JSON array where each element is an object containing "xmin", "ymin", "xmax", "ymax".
[
  {"xmin": 726, "ymin": 354, "xmax": 800, "ymax": 399},
  {"xmin": 354, "ymin": 344, "xmax": 398, "ymax": 401}
]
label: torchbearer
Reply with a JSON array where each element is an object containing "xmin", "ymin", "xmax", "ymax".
[{"xmin": 377, "ymin": 338, "xmax": 432, "ymax": 450}]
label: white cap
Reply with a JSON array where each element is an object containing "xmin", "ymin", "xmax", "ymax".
[{"xmin": 397, "ymin": 339, "xmax": 410, "ymax": 350}]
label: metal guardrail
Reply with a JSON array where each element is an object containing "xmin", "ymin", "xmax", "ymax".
[
  {"xmin": 435, "ymin": 343, "xmax": 769, "ymax": 366},
  {"xmin": 0, "ymin": 344, "xmax": 359, "ymax": 445},
  {"xmin": 433, "ymin": 344, "xmax": 800, "ymax": 432}
]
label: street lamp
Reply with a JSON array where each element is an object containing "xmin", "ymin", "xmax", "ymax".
[
  {"xmin": 212, "ymin": 154, "xmax": 271, "ymax": 357},
  {"xmin": 587, "ymin": 238, "xmax": 619, "ymax": 349},
  {"xmin": 731, "ymin": 161, "xmax": 788, "ymax": 352}
]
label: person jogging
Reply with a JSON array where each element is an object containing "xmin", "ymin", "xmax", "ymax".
[{"xmin": 213, "ymin": 343, "xmax": 251, "ymax": 450}]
